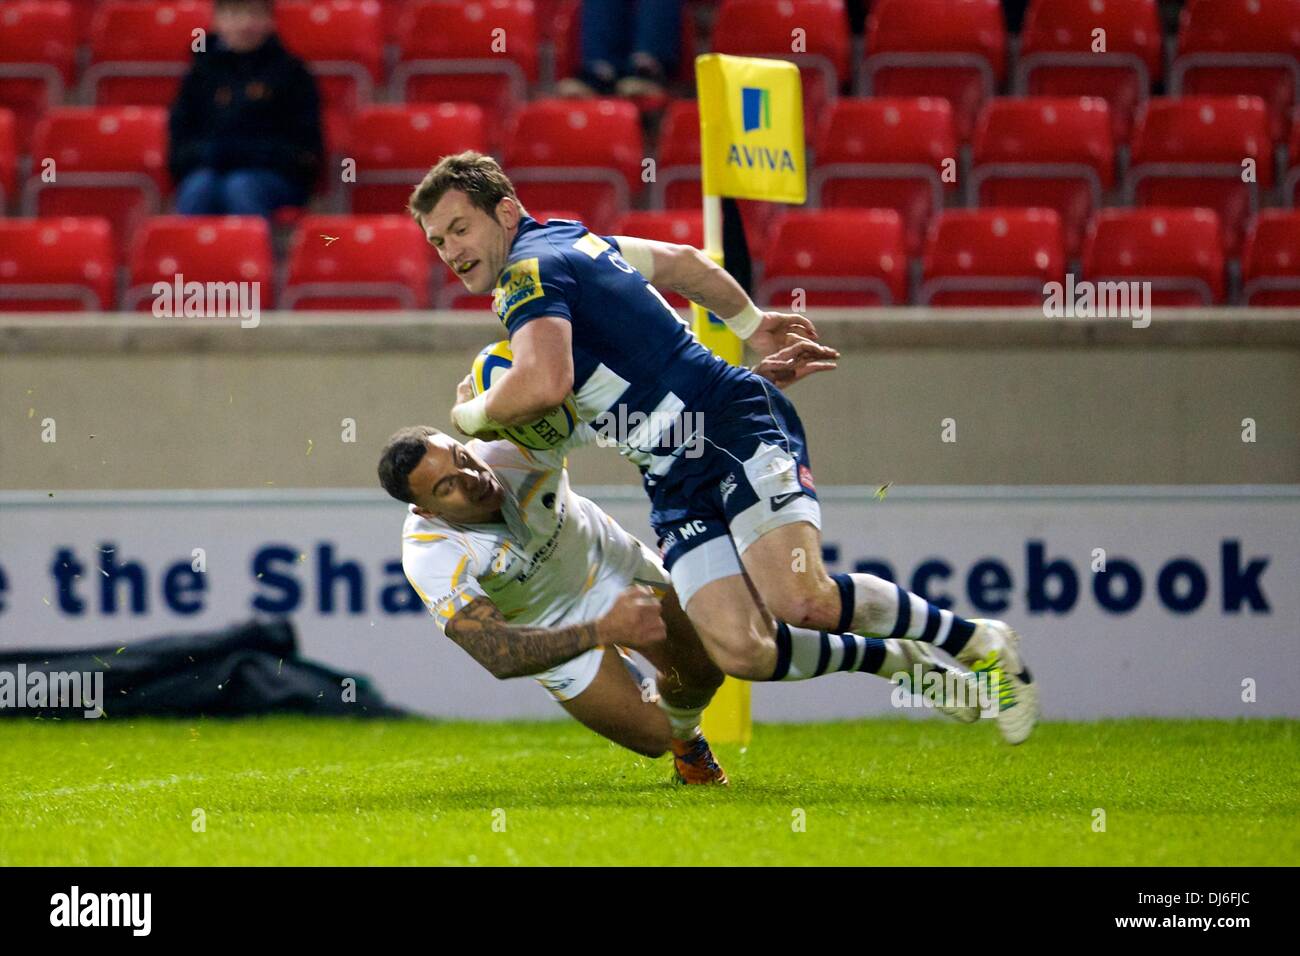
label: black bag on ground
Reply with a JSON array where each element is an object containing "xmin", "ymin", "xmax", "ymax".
[{"xmin": 0, "ymin": 618, "xmax": 403, "ymax": 718}]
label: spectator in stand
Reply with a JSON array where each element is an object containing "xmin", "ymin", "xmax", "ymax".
[
  {"xmin": 168, "ymin": 0, "xmax": 323, "ymax": 217},
  {"xmin": 556, "ymin": 0, "xmax": 683, "ymax": 98}
]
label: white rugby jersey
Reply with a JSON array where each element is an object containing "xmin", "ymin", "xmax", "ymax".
[{"xmin": 401, "ymin": 431, "xmax": 646, "ymax": 633}]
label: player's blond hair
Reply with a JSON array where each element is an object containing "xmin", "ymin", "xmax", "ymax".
[{"xmin": 408, "ymin": 151, "xmax": 527, "ymax": 222}]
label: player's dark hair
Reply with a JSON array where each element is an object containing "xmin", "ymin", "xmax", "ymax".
[
  {"xmin": 377, "ymin": 426, "xmax": 440, "ymax": 504},
  {"xmin": 408, "ymin": 151, "xmax": 525, "ymax": 222}
]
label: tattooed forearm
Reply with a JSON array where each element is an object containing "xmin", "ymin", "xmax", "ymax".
[
  {"xmin": 662, "ymin": 247, "xmax": 748, "ymax": 319},
  {"xmin": 445, "ymin": 597, "xmax": 602, "ymax": 679}
]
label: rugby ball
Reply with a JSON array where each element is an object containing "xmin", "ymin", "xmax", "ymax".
[{"xmin": 470, "ymin": 340, "xmax": 579, "ymax": 451}]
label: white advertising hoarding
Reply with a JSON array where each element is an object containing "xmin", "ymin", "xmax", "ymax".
[{"xmin": 0, "ymin": 487, "xmax": 1295, "ymax": 720}]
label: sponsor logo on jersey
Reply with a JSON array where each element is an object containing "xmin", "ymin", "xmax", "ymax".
[
  {"xmin": 659, "ymin": 530, "xmax": 678, "ymax": 553},
  {"xmin": 513, "ymin": 498, "xmax": 568, "ymax": 585},
  {"xmin": 493, "ymin": 257, "xmax": 544, "ymax": 322},
  {"xmin": 719, "ymin": 473, "xmax": 738, "ymax": 504},
  {"xmin": 571, "ymin": 233, "xmax": 610, "ymax": 259},
  {"xmin": 770, "ymin": 491, "xmax": 802, "ymax": 512},
  {"xmin": 431, "ymin": 582, "xmax": 474, "ymax": 618}
]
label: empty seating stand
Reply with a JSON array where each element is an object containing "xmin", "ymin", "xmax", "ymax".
[
  {"xmin": 0, "ymin": 216, "xmax": 116, "ymax": 311},
  {"xmin": 759, "ymin": 209, "xmax": 908, "ymax": 307},
  {"xmin": 1084, "ymin": 208, "xmax": 1225, "ymax": 305},
  {"xmin": 1017, "ymin": 0, "xmax": 1162, "ymax": 144},
  {"xmin": 125, "ymin": 215, "xmax": 275, "ymax": 310},
  {"xmin": 863, "ymin": 0, "xmax": 1007, "ymax": 141},
  {"xmin": 812, "ymin": 97, "xmax": 957, "ymax": 256},
  {"xmin": 283, "ymin": 213, "xmax": 434, "ymax": 309},
  {"xmin": 919, "ymin": 208, "xmax": 1065, "ymax": 306}
]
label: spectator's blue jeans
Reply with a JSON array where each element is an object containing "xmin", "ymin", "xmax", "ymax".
[
  {"xmin": 174, "ymin": 168, "xmax": 306, "ymax": 217},
  {"xmin": 581, "ymin": 0, "xmax": 681, "ymax": 79}
]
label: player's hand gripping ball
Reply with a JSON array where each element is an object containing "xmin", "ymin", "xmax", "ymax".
[{"xmin": 470, "ymin": 340, "xmax": 579, "ymax": 451}]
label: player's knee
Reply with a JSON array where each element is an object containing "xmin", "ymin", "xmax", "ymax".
[{"xmin": 764, "ymin": 579, "xmax": 838, "ymax": 630}]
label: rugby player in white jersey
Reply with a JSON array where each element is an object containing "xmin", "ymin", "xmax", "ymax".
[
  {"xmin": 379, "ymin": 416, "xmax": 729, "ymax": 784},
  {"xmin": 411, "ymin": 152, "xmax": 1039, "ymax": 746}
]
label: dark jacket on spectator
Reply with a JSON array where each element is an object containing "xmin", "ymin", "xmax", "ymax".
[{"xmin": 168, "ymin": 33, "xmax": 323, "ymax": 194}]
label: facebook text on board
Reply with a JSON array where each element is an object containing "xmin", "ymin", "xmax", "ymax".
[{"xmin": 1, "ymin": 539, "xmax": 1270, "ymax": 619}]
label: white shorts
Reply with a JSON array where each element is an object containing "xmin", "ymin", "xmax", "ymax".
[{"xmin": 530, "ymin": 531, "xmax": 669, "ymax": 703}]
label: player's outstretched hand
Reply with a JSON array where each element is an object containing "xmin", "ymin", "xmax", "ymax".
[
  {"xmin": 596, "ymin": 585, "xmax": 667, "ymax": 652},
  {"xmin": 749, "ymin": 310, "xmax": 819, "ymax": 358},
  {"xmin": 752, "ymin": 335, "xmax": 840, "ymax": 390}
]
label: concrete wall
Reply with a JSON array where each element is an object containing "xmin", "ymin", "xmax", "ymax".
[{"xmin": 3, "ymin": 309, "xmax": 1298, "ymax": 490}]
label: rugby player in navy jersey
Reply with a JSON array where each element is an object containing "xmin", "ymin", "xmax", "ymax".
[{"xmin": 409, "ymin": 152, "xmax": 1037, "ymax": 744}]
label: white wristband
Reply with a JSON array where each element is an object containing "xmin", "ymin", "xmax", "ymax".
[
  {"xmin": 452, "ymin": 393, "xmax": 497, "ymax": 435},
  {"xmin": 724, "ymin": 301, "xmax": 763, "ymax": 340}
]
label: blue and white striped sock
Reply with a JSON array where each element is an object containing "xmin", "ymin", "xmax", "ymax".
[
  {"xmin": 831, "ymin": 573, "xmax": 977, "ymax": 657},
  {"xmin": 767, "ymin": 622, "xmax": 911, "ymax": 681}
]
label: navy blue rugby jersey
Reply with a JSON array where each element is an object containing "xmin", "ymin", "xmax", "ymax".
[{"xmin": 490, "ymin": 215, "xmax": 756, "ymax": 478}]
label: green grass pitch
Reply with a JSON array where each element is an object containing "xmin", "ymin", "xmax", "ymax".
[{"xmin": 1, "ymin": 717, "xmax": 1295, "ymax": 866}]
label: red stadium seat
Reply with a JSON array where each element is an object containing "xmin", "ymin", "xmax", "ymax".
[
  {"xmin": 611, "ymin": 209, "xmax": 704, "ymax": 306},
  {"xmin": 277, "ymin": 0, "xmax": 384, "ymax": 136},
  {"xmin": 124, "ymin": 216, "xmax": 274, "ymax": 311},
  {"xmin": 0, "ymin": 109, "xmax": 15, "ymax": 210},
  {"xmin": 812, "ymin": 97, "xmax": 957, "ymax": 256},
  {"xmin": 65, "ymin": 0, "xmax": 98, "ymax": 43},
  {"xmin": 530, "ymin": 209, "xmax": 585, "ymax": 223},
  {"xmin": 612, "ymin": 209, "xmax": 704, "ymax": 247},
  {"xmin": 85, "ymin": 1, "xmax": 213, "ymax": 106},
  {"xmin": 348, "ymin": 103, "xmax": 488, "ymax": 214},
  {"xmin": 1127, "ymin": 96, "xmax": 1273, "ymax": 256},
  {"xmin": 0, "ymin": 217, "xmax": 115, "ymax": 311},
  {"xmin": 653, "ymin": 99, "xmax": 702, "ymax": 209},
  {"xmin": 1242, "ymin": 210, "xmax": 1300, "ymax": 305},
  {"xmin": 550, "ymin": 0, "xmax": 583, "ymax": 84},
  {"xmin": 375, "ymin": 0, "xmax": 407, "ymax": 44},
  {"xmin": 1083, "ymin": 208, "xmax": 1225, "ymax": 305},
  {"xmin": 1172, "ymin": 0, "xmax": 1300, "ymax": 142},
  {"xmin": 392, "ymin": 0, "xmax": 539, "ymax": 149},
  {"xmin": 758, "ymin": 210, "xmax": 907, "ymax": 307},
  {"xmin": 971, "ymin": 97, "xmax": 1115, "ymax": 258},
  {"xmin": 1017, "ymin": 0, "xmax": 1162, "ymax": 145},
  {"xmin": 23, "ymin": 107, "xmax": 170, "ymax": 262},
  {"xmin": 0, "ymin": 1, "xmax": 78, "ymax": 152},
  {"xmin": 504, "ymin": 99, "xmax": 644, "ymax": 234},
  {"xmin": 284, "ymin": 214, "xmax": 434, "ymax": 309},
  {"xmin": 920, "ymin": 208, "xmax": 1064, "ymax": 306},
  {"xmin": 711, "ymin": 0, "xmax": 852, "ymax": 120},
  {"xmin": 863, "ymin": 0, "xmax": 1007, "ymax": 141}
]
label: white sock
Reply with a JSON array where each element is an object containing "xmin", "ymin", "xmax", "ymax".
[{"xmin": 658, "ymin": 699, "xmax": 705, "ymax": 741}]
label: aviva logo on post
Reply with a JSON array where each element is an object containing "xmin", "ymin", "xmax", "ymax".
[
  {"xmin": 741, "ymin": 86, "xmax": 771, "ymax": 132},
  {"xmin": 730, "ymin": 85, "xmax": 795, "ymax": 172}
]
